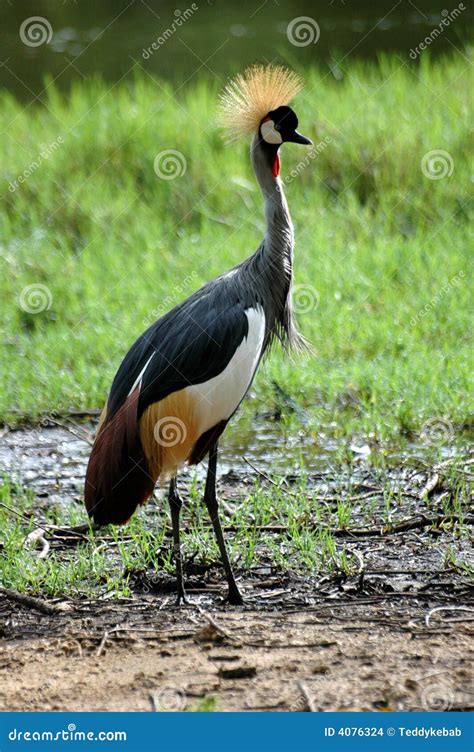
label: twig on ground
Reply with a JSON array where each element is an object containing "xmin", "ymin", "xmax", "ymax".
[
  {"xmin": 96, "ymin": 624, "xmax": 173, "ymax": 656},
  {"xmin": 425, "ymin": 605, "xmax": 474, "ymax": 627},
  {"xmin": 193, "ymin": 604, "xmax": 237, "ymax": 643},
  {"xmin": 215, "ymin": 513, "xmax": 472, "ymax": 537},
  {"xmin": 419, "ymin": 473, "xmax": 441, "ymax": 499},
  {"xmin": 242, "ymin": 457, "xmax": 287, "ymax": 489},
  {"xmin": 96, "ymin": 630, "xmax": 110, "ymax": 657},
  {"xmin": 333, "ymin": 513, "xmax": 473, "ymax": 537},
  {"xmin": 0, "ymin": 586, "xmax": 67, "ymax": 614},
  {"xmin": 0, "ymin": 501, "xmax": 32, "ymax": 522},
  {"xmin": 24, "ymin": 528, "xmax": 50, "ymax": 559},
  {"xmin": 350, "ymin": 549, "xmax": 365, "ymax": 590},
  {"xmin": 245, "ymin": 589, "xmax": 290, "ymax": 601},
  {"xmin": 149, "ymin": 692, "xmax": 159, "ymax": 712},
  {"xmin": 435, "ymin": 455, "xmax": 474, "ymax": 470},
  {"xmin": 298, "ymin": 680, "xmax": 317, "ymax": 712},
  {"xmin": 242, "ymin": 457, "xmax": 386, "ymax": 505},
  {"xmin": 48, "ymin": 418, "xmax": 94, "ymax": 445}
]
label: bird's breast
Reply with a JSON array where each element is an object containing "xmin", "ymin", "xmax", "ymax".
[
  {"xmin": 185, "ymin": 305, "xmax": 265, "ymax": 435},
  {"xmin": 138, "ymin": 306, "xmax": 266, "ymax": 480}
]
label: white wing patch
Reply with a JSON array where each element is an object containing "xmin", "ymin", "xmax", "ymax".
[
  {"xmin": 186, "ymin": 307, "xmax": 265, "ymax": 435},
  {"xmin": 128, "ymin": 352, "xmax": 155, "ymax": 396}
]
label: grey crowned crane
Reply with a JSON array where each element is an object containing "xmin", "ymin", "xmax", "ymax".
[{"xmin": 84, "ymin": 65, "xmax": 312, "ymax": 605}]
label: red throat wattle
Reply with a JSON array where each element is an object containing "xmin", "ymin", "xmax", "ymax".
[{"xmin": 272, "ymin": 153, "xmax": 280, "ymax": 178}]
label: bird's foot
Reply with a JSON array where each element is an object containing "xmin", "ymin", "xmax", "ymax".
[
  {"xmin": 225, "ymin": 585, "xmax": 244, "ymax": 606},
  {"xmin": 175, "ymin": 587, "xmax": 189, "ymax": 606}
]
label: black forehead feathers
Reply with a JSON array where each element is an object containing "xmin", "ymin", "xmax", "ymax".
[{"xmin": 266, "ymin": 105, "xmax": 298, "ymax": 132}]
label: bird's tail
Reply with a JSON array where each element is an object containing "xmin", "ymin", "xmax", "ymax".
[{"xmin": 84, "ymin": 388, "xmax": 155, "ymax": 525}]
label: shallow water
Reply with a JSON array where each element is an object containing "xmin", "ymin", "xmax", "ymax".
[
  {"xmin": 2, "ymin": 1, "xmax": 468, "ymax": 101},
  {"xmin": 0, "ymin": 417, "xmax": 469, "ymax": 508}
]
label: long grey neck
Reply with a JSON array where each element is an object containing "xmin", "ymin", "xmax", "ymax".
[
  {"xmin": 248, "ymin": 133, "xmax": 302, "ymax": 351},
  {"xmin": 250, "ymin": 134, "xmax": 294, "ymax": 274}
]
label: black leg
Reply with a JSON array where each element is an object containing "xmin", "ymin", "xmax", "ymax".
[
  {"xmin": 204, "ymin": 442, "xmax": 243, "ymax": 605},
  {"xmin": 168, "ymin": 476, "xmax": 187, "ymax": 604}
]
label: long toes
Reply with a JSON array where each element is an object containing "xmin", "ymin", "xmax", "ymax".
[{"xmin": 226, "ymin": 589, "xmax": 244, "ymax": 606}]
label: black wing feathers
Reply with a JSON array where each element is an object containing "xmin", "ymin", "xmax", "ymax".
[
  {"xmin": 86, "ymin": 277, "xmax": 251, "ymax": 526},
  {"xmin": 107, "ymin": 283, "xmax": 249, "ymax": 420}
]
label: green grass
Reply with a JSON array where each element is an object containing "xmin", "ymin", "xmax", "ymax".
[
  {"xmin": 1, "ymin": 452, "xmax": 471, "ymax": 597},
  {"xmin": 1, "ymin": 54, "xmax": 472, "ymax": 440},
  {"xmin": 0, "ymin": 471, "xmax": 355, "ymax": 597}
]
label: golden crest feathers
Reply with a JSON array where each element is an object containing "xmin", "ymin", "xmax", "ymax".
[{"xmin": 217, "ymin": 64, "xmax": 303, "ymax": 141}]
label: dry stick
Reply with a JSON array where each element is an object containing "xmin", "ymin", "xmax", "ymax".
[
  {"xmin": 53, "ymin": 523, "xmax": 96, "ymax": 536},
  {"xmin": 5, "ymin": 408, "xmax": 101, "ymax": 421},
  {"xmin": 298, "ymin": 681, "xmax": 317, "ymax": 712},
  {"xmin": 419, "ymin": 473, "xmax": 441, "ymax": 500},
  {"xmin": 67, "ymin": 409, "xmax": 102, "ymax": 418},
  {"xmin": 333, "ymin": 513, "xmax": 474, "ymax": 538},
  {"xmin": 242, "ymin": 456, "xmax": 332, "ymax": 504},
  {"xmin": 243, "ymin": 455, "xmax": 336, "ymax": 502},
  {"xmin": 243, "ymin": 457, "xmax": 288, "ymax": 490},
  {"xmin": 96, "ymin": 630, "xmax": 110, "ymax": 657},
  {"xmin": 435, "ymin": 456, "xmax": 474, "ymax": 470},
  {"xmin": 245, "ymin": 589, "xmax": 290, "ymax": 601},
  {"xmin": 23, "ymin": 523, "xmax": 91, "ymax": 546},
  {"xmin": 149, "ymin": 693, "xmax": 159, "ymax": 712},
  {"xmin": 24, "ymin": 528, "xmax": 50, "ymax": 559},
  {"xmin": 242, "ymin": 457, "xmax": 402, "ymax": 503},
  {"xmin": 47, "ymin": 529, "xmax": 91, "ymax": 544},
  {"xmin": 0, "ymin": 586, "xmax": 65, "ymax": 615},
  {"xmin": 214, "ymin": 513, "xmax": 472, "ymax": 536},
  {"xmin": 193, "ymin": 603, "xmax": 238, "ymax": 643},
  {"xmin": 49, "ymin": 418, "xmax": 94, "ymax": 445},
  {"xmin": 0, "ymin": 501, "xmax": 33, "ymax": 522},
  {"xmin": 425, "ymin": 605, "xmax": 474, "ymax": 627},
  {"xmin": 351, "ymin": 549, "xmax": 365, "ymax": 590},
  {"xmin": 109, "ymin": 513, "xmax": 470, "ymax": 539},
  {"xmin": 96, "ymin": 624, "xmax": 176, "ymax": 656},
  {"xmin": 365, "ymin": 568, "xmax": 455, "ymax": 575},
  {"xmin": 1, "ymin": 497, "xmax": 93, "ymax": 542}
]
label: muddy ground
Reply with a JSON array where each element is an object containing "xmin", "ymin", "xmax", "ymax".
[
  {"xmin": 1, "ymin": 595, "xmax": 473, "ymax": 712},
  {"xmin": 0, "ymin": 422, "xmax": 473, "ymax": 712}
]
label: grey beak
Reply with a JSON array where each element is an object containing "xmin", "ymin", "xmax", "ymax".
[{"xmin": 287, "ymin": 130, "xmax": 312, "ymax": 145}]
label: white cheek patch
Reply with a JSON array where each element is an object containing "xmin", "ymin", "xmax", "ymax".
[{"xmin": 260, "ymin": 119, "xmax": 283, "ymax": 145}]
